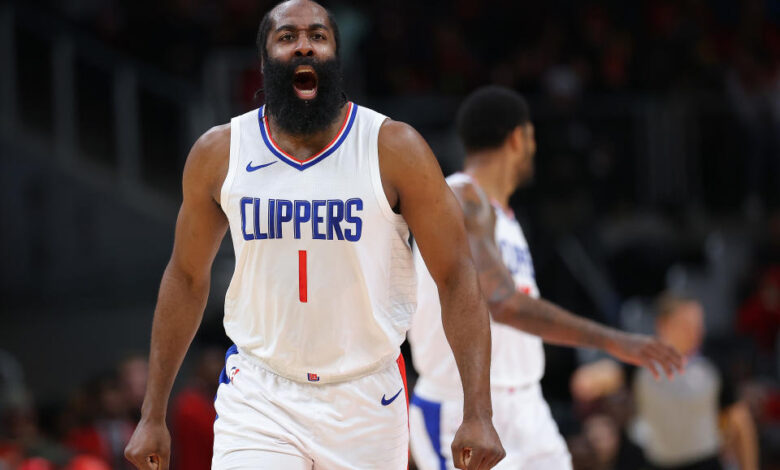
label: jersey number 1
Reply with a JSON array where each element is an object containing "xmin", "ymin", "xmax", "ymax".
[{"xmin": 298, "ymin": 250, "xmax": 307, "ymax": 303}]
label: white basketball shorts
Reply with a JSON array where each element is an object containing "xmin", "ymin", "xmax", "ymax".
[
  {"xmin": 410, "ymin": 382, "xmax": 571, "ymax": 470},
  {"xmin": 212, "ymin": 346, "xmax": 409, "ymax": 469}
]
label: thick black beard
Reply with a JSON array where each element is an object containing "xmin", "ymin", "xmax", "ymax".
[{"xmin": 262, "ymin": 56, "xmax": 346, "ymax": 136}]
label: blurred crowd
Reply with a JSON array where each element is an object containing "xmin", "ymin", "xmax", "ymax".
[
  {"xmin": 565, "ymin": 291, "xmax": 778, "ymax": 470},
  {"xmin": 51, "ymin": 0, "xmax": 779, "ymax": 94},
  {"xmin": 43, "ymin": 0, "xmax": 779, "ymax": 212},
  {"xmin": 1, "ymin": 268, "xmax": 779, "ymax": 469},
  {"xmin": 0, "ymin": 349, "xmax": 223, "ymax": 470}
]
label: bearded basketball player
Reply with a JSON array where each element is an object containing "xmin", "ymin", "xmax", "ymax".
[{"xmin": 124, "ymin": 2, "xmax": 504, "ymax": 469}]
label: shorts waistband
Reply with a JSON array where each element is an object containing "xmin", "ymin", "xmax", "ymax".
[
  {"xmin": 491, "ymin": 381, "xmax": 542, "ymax": 400},
  {"xmin": 413, "ymin": 377, "xmax": 464, "ymax": 402},
  {"xmin": 414, "ymin": 378, "xmax": 541, "ymax": 403},
  {"xmin": 235, "ymin": 346, "xmax": 399, "ymax": 385}
]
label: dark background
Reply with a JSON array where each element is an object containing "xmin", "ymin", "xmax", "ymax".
[{"xmin": 0, "ymin": 0, "xmax": 778, "ymax": 469}]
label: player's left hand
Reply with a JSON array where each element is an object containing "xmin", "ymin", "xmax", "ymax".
[
  {"xmin": 451, "ymin": 415, "xmax": 505, "ymax": 470},
  {"xmin": 607, "ymin": 333, "xmax": 685, "ymax": 380}
]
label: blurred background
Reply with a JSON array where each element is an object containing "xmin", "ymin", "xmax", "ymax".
[{"xmin": 0, "ymin": 0, "xmax": 778, "ymax": 469}]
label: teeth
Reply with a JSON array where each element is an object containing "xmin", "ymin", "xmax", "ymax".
[{"xmin": 297, "ymin": 88, "xmax": 316, "ymax": 99}]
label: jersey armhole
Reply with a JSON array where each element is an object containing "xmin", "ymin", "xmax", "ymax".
[
  {"xmin": 220, "ymin": 116, "xmax": 241, "ymax": 212},
  {"xmin": 369, "ymin": 116, "xmax": 406, "ymax": 224}
]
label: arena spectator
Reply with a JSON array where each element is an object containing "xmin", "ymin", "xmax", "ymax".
[
  {"xmin": 633, "ymin": 293, "xmax": 759, "ymax": 470},
  {"xmin": 170, "ymin": 347, "xmax": 223, "ymax": 470}
]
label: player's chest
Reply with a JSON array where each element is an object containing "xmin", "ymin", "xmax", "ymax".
[
  {"xmin": 228, "ymin": 155, "xmax": 378, "ymax": 243},
  {"xmin": 494, "ymin": 216, "xmax": 535, "ymax": 281}
]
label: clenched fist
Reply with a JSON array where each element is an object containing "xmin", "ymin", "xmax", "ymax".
[
  {"xmin": 124, "ymin": 417, "xmax": 171, "ymax": 470},
  {"xmin": 451, "ymin": 415, "xmax": 505, "ymax": 470}
]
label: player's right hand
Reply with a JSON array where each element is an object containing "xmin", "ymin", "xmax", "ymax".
[
  {"xmin": 451, "ymin": 415, "xmax": 505, "ymax": 470},
  {"xmin": 124, "ymin": 417, "xmax": 171, "ymax": 470}
]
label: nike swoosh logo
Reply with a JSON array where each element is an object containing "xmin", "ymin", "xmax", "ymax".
[
  {"xmin": 381, "ymin": 388, "xmax": 403, "ymax": 406},
  {"xmin": 246, "ymin": 161, "xmax": 277, "ymax": 172}
]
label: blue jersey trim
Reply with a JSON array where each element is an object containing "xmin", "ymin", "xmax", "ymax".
[
  {"xmin": 411, "ymin": 394, "xmax": 446, "ymax": 470},
  {"xmin": 217, "ymin": 344, "xmax": 239, "ymax": 385},
  {"xmin": 214, "ymin": 344, "xmax": 239, "ymax": 421},
  {"xmin": 258, "ymin": 103, "xmax": 358, "ymax": 171}
]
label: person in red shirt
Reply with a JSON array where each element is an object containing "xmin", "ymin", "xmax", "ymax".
[
  {"xmin": 738, "ymin": 266, "xmax": 780, "ymax": 353},
  {"xmin": 170, "ymin": 348, "xmax": 224, "ymax": 470}
]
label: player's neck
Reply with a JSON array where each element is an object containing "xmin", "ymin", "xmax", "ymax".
[
  {"xmin": 266, "ymin": 103, "xmax": 349, "ymax": 161},
  {"xmin": 463, "ymin": 153, "xmax": 514, "ymax": 208}
]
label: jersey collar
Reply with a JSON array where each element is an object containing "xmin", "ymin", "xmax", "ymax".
[{"xmin": 258, "ymin": 102, "xmax": 358, "ymax": 171}]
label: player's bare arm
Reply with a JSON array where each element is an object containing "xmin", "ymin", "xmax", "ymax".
[
  {"xmin": 723, "ymin": 401, "xmax": 759, "ymax": 470},
  {"xmin": 124, "ymin": 125, "xmax": 230, "ymax": 470},
  {"xmin": 378, "ymin": 120, "xmax": 505, "ymax": 470},
  {"xmin": 450, "ymin": 179, "xmax": 684, "ymax": 380}
]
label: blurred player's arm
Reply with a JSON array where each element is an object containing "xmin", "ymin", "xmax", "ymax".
[
  {"xmin": 378, "ymin": 121, "xmax": 504, "ymax": 470},
  {"xmin": 125, "ymin": 125, "xmax": 230, "ymax": 470},
  {"xmin": 450, "ymin": 180, "xmax": 683, "ymax": 380},
  {"xmin": 722, "ymin": 402, "xmax": 759, "ymax": 470}
]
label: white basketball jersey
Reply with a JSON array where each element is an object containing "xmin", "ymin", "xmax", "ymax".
[
  {"xmin": 410, "ymin": 173, "xmax": 544, "ymax": 400},
  {"xmin": 220, "ymin": 102, "xmax": 416, "ymax": 384}
]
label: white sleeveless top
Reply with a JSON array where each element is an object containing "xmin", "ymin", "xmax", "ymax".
[
  {"xmin": 220, "ymin": 103, "xmax": 416, "ymax": 384},
  {"xmin": 410, "ymin": 172, "xmax": 545, "ymax": 400}
]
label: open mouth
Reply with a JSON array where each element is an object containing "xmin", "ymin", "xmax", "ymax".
[{"xmin": 293, "ymin": 66, "xmax": 318, "ymax": 100}]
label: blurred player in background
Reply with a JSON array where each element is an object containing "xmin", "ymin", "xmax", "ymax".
[
  {"xmin": 409, "ymin": 86, "xmax": 685, "ymax": 470},
  {"xmin": 124, "ymin": 1, "xmax": 505, "ymax": 469},
  {"xmin": 634, "ymin": 293, "xmax": 759, "ymax": 470}
]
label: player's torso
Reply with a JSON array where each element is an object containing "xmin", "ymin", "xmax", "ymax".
[
  {"xmin": 220, "ymin": 103, "xmax": 416, "ymax": 384},
  {"xmin": 493, "ymin": 202, "xmax": 538, "ymax": 297},
  {"xmin": 410, "ymin": 173, "xmax": 544, "ymax": 399},
  {"xmin": 488, "ymin": 193, "xmax": 546, "ymax": 388}
]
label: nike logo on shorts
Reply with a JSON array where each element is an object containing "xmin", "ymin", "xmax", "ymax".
[
  {"xmin": 381, "ymin": 388, "xmax": 403, "ymax": 406},
  {"xmin": 246, "ymin": 161, "xmax": 277, "ymax": 172}
]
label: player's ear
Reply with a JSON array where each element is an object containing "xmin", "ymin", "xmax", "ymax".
[{"xmin": 507, "ymin": 126, "xmax": 525, "ymax": 152}]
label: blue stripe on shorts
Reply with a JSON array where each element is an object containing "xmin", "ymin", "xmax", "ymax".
[
  {"xmin": 214, "ymin": 344, "xmax": 239, "ymax": 420},
  {"xmin": 411, "ymin": 394, "xmax": 446, "ymax": 470}
]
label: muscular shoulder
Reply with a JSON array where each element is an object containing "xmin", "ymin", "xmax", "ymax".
[
  {"xmin": 376, "ymin": 120, "xmax": 444, "ymax": 210},
  {"xmin": 378, "ymin": 120, "xmax": 427, "ymax": 157},
  {"xmin": 449, "ymin": 178, "xmax": 493, "ymax": 233},
  {"xmin": 184, "ymin": 123, "xmax": 230, "ymax": 204},
  {"xmin": 377, "ymin": 119, "xmax": 440, "ymax": 175},
  {"xmin": 377, "ymin": 120, "xmax": 448, "ymax": 174}
]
